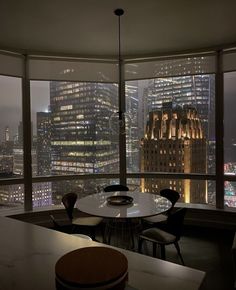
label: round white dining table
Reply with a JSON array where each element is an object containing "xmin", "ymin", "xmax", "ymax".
[{"xmin": 77, "ymin": 191, "xmax": 172, "ymax": 219}]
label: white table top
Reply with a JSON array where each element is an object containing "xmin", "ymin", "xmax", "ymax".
[
  {"xmin": 0, "ymin": 216, "xmax": 205, "ymax": 290},
  {"xmin": 77, "ymin": 191, "xmax": 172, "ymax": 219}
]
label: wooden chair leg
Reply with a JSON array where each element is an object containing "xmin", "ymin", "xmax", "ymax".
[{"xmin": 174, "ymin": 242, "xmax": 185, "ymax": 265}]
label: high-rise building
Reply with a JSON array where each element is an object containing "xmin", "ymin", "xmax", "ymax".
[
  {"xmin": 0, "ymin": 120, "xmax": 52, "ymax": 207},
  {"xmin": 5, "ymin": 126, "xmax": 10, "ymax": 142},
  {"xmin": 143, "ymin": 66, "xmax": 215, "ymax": 203},
  {"xmin": 50, "ymin": 81, "xmax": 119, "ymax": 203},
  {"xmin": 141, "ymin": 104, "xmax": 207, "ymax": 203},
  {"xmin": 36, "ymin": 111, "xmax": 51, "ymax": 176},
  {"xmin": 126, "ymin": 81, "xmax": 139, "ymax": 172},
  {"xmin": 147, "ymin": 74, "xmax": 215, "ymax": 140}
]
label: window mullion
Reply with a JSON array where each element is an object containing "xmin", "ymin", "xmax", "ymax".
[
  {"xmin": 215, "ymin": 50, "xmax": 224, "ymax": 209},
  {"xmin": 22, "ymin": 54, "xmax": 33, "ymax": 210}
]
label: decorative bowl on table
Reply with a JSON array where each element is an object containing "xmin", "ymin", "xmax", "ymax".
[{"xmin": 106, "ymin": 195, "xmax": 133, "ymax": 206}]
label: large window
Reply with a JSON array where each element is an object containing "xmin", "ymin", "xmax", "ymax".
[
  {"xmin": 127, "ymin": 178, "xmax": 216, "ymax": 205},
  {"xmin": 33, "ymin": 178, "xmax": 119, "ymax": 208},
  {"xmin": 224, "ymin": 71, "xmax": 236, "ymax": 207},
  {"xmin": 31, "ymin": 80, "xmax": 119, "ymax": 208},
  {"xmin": 0, "ymin": 75, "xmax": 23, "ymax": 209},
  {"xmin": 1, "ymin": 51, "xmax": 236, "ymax": 212},
  {"xmin": 126, "ymin": 73, "xmax": 215, "ymax": 204},
  {"xmin": 31, "ymin": 80, "xmax": 119, "ymax": 176}
]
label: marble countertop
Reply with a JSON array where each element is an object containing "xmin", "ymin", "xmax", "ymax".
[
  {"xmin": 77, "ymin": 191, "xmax": 172, "ymax": 218},
  {"xmin": 0, "ymin": 216, "xmax": 205, "ymax": 290}
]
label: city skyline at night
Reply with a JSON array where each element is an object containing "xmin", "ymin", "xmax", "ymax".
[{"xmin": 0, "ymin": 67, "xmax": 236, "ymax": 208}]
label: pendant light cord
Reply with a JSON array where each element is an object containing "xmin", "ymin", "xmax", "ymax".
[{"xmin": 114, "ymin": 8, "xmax": 124, "ymax": 120}]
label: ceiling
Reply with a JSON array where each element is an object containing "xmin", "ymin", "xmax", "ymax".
[{"xmin": 1, "ymin": 0, "xmax": 236, "ymax": 59}]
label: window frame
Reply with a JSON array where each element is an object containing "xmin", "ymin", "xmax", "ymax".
[{"xmin": 0, "ymin": 49, "xmax": 235, "ymax": 211}]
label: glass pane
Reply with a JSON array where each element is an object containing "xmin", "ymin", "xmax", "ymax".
[
  {"xmin": 0, "ymin": 184, "xmax": 24, "ymax": 212},
  {"xmin": 224, "ymin": 181, "xmax": 236, "ymax": 208},
  {"xmin": 29, "ymin": 58, "xmax": 118, "ymax": 82},
  {"xmin": 224, "ymin": 72, "xmax": 236, "ymax": 208},
  {"xmin": 224, "ymin": 72, "xmax": 236, "ymax": 175},
  {"xmin": 126, "ymin": 75, "xmax": 215, "ymax": 177},
  {"xmin": 0, "ymin": 75, "xmax": 23, "ymax": 178},
  {"xmin": 127, "ymin": 178, "xmax": 215, "ymax": 205},
  {"xmin": 31, "ymin": 81, "xmax": 119, "ymax": 177},
  {"xmin": 125, "ymin": 55, "xmax": 216, "ymax": 80},
  {"xmin": 33, "ymin": 178, "xmax": 119, "ymax": 208}
]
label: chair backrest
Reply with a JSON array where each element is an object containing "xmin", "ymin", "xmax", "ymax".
[
  {"xmin": 166, "ymin": 207, "xmax": 187, "ymax": 240},
  {"xmin": 104, "ymin": 184, "xmax": 129, "ymax": 192},
  {"xmin": 62, "ymin": 192, "xmax": 78, "ymax": 220},
  {"xmin": 160, "ymin": 188, "xmax": 180, "ymax": 207}
]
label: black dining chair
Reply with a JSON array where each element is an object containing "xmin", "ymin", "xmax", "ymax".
[
  {"xmin": 62, "ymin": 192, "xmax": 103, "ymax": 240},
  {"xmin": 138, "ymin": 207, "xmax": 187, "ymax": 265},
  {"xmin": 103, "ymin": 184, "xmax": 129, "ymax": 192},
  {"xmin": 142, "ymin": 188, "xmax": 180, "ymax": 225},
  {"xmin": 49, "ymin": 214, "xmax": 74, "ymax": 234}
]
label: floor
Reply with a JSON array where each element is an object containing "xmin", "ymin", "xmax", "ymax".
[
  {"xmin": 102, "ymin": 224, "xmax": 236, "ymax": 290},
  {"xmin": 43, "ymin": 217, "xmax": 236, "ymax": 290}
]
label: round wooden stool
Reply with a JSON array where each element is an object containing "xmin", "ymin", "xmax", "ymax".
[{"xmin": 55, "ymin": 246, "xmax": 128, "ymax": 290}]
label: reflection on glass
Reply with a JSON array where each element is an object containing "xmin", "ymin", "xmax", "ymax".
[
  {"xmin": 33, "ymin": 179, "xmax": 119, "ymax": 208},
  {"xmin": 127, "ymin": 178, "xmax": 215, "ymax": 206}
]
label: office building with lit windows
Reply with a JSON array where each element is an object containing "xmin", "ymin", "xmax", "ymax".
[
  {"xmin": 147, "ymin": 63, "xmax": 215, "ymax": 141},
  {"xmin": 36, "ymin": 111, "xmax": 51, "ymax": 176},
  {"xmin": 125, "ymin": 81, "xmax": 139, "ymax": 172},
  {"xmin": 141, "ymin": 104, "xmax": 207, "ymax": 203},
  {"xmin": 50, "ymin": 81, "xmax": 119, "ymax": 202}
]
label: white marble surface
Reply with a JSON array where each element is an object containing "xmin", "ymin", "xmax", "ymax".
[
  {"xmin": 77, "ymin": 191, "xmax": 172, "ymax": 218},
  {"xmin": 0, "ymin": 217, "xmax": 205, "ymax": 290}
]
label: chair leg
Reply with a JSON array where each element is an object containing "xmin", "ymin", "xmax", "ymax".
[
  {"xmin": 138, "ymin": 237, "xmax": 143, "ymax": 253},
  {"xmin": 160, "ymin": 244, "xmax": 166, "ymax": 260},
  {"xmin": 128, "ymin": 219, "xmax": 135, "ymax": 249},
  {"xmin": 103, "ymin": 220, "xmax": 109, "ymax": 244},
  {"xmin": 107, "ymin": 224, "xmax": 112, "ymax": 244},
  {"xmin": 174, "ymin": 242, "xmax": 185, "ymax": 265},
  {"xmin": 101, "ymin": 223, "xmax": 105, "ymax": 243},
  {"xmin": 153, "ymin": 242, "xmax": 157, "ymax": 257},
  {"xmin": 90, "ymin": 227, "xmax": 96, "ymax": 241},
  {"xmin": 71, "ymin": 224, "xmax": 77, "ymax": 234}
]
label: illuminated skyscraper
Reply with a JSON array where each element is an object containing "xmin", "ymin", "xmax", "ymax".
[
  {"xmin": 126, "ymin": 81, "xmax": 139, "ymax": 172},
  {"xmin": 5, "ymin": 126, "xmax": 9, "ymax": 142},
  {"xmin": 147, "ymin": 74, "xmax": 215, "ymax": 140},
  {"xmin": 37, "ymin": 111, "xmax": 51, "ymax": 176},
  {"xmin": 50, "ymin": 81, "xmax": 119, "ymax": 203},
  {"xmin": 141, "ymin": 104, "xmax": 207, "ymax": 203}
]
